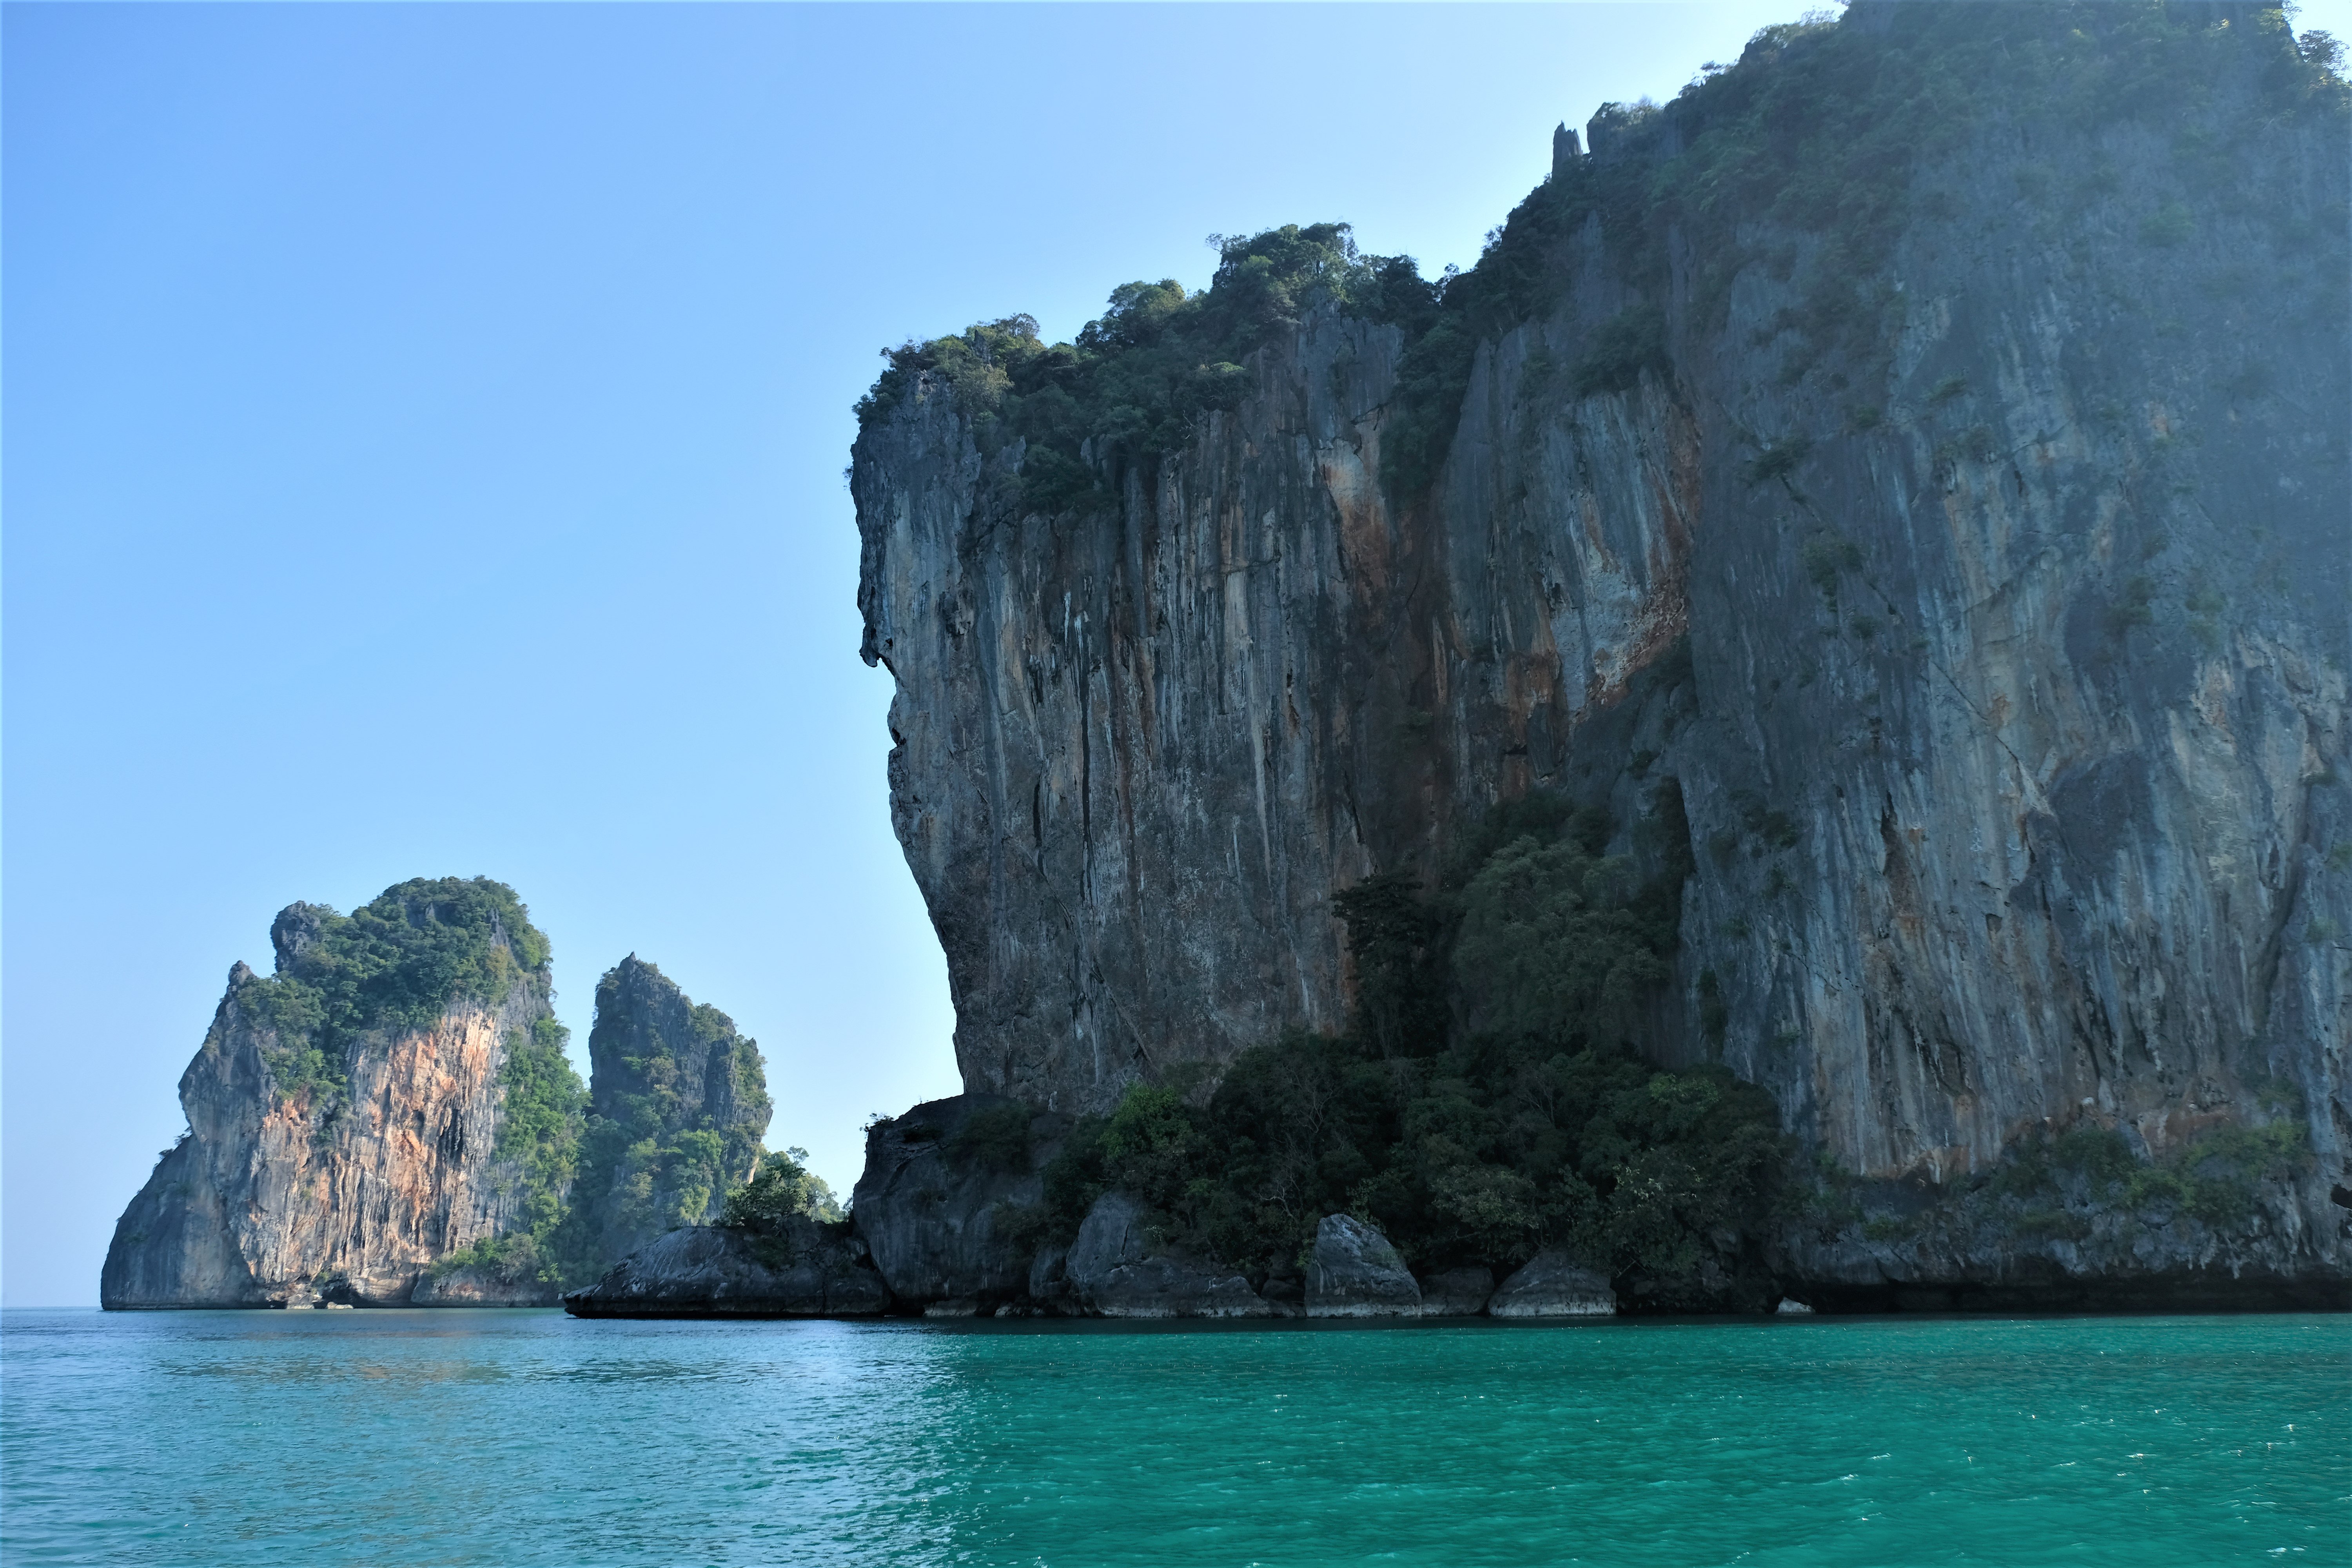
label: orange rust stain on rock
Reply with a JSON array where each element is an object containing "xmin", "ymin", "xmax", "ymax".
[{"xmin": 1319, "ymin": 447, "xmax": 1389, "ymax": 602}]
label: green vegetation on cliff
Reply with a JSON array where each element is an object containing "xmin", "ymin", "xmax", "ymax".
[
  {"xmin": 1992, "ymin": 1116, "xmax": 2314, "ymax": 1228},
  {"xmin": 235, "ymin": 877, "xmax": 552, "ymax": 1108},
  {"xmin": 468, "ymin": 1016, "xmax": 589, "ymax": 1283},
  {"xmin": 858, "ymin": 4, "xmax": 2345, "ymax": 508},
  {"xmin": 1033, "ymin": 788, "xmax": 1787, "ymax": 1300},
  {"xmin": 1803, "ymin": 1107, "xmax": 2317, "ymax": 1254},
  {"xmin": 498, "ymin": 1016, "xmax": 588, "ymax": 1225},
  {"xmin": 1381, "ymin": 0, "xmax": 2347, "ymax": 496},
  {"xmin": 856, "ymin": 223, "xmax": 1436, "ymax": 512},
  {"xmin": 553, "ymin": 957, "xmax": 776, "ymax": 1281},
  {"xmin": 719, "ymin": 1147, "xmax": 843, "ymax": 1229}
]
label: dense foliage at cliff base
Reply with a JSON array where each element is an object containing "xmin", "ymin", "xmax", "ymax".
[
  {"xmin": 1003, "ymin": 791, "xmax": 1791, "ymax": 1297},
  {"xmin": 1007, "ymin": 785, "xmax": 2313, "ymax": 1298}
]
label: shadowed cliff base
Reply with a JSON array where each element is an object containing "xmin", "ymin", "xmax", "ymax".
[{"xmin": 563, "ymin": 1089, "xmax": 2347, "ymax": 1320}]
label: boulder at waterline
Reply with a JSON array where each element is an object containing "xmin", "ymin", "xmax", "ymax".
[
  {"xmin": 1306, "ymin": 1214, "xmax": 1422, "ymax": 1318},
  {"xmin": 1417, "ymin": 1266, "xmax": 1497, "ymax": 1318},
  {"xmin": 1065, "ymin": 1191, "xmax": 1272, "ymax": 1318},
  {"xmin": 1489, "ymin": 1252, "xmax": 1617, "ymax": 1318},
  {"xmin": 851, "ymin": 1094, "xmax": 1068, "ymax": 1310}
]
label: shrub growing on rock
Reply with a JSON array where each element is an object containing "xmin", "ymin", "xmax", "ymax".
[
  {"xmin": 719, "ymin": 1148, "xmax": 842, "ymax": 1231},
  {"xmin": 1034, "ymin": 792, "xmax": 1790, "ymax": 1303}
]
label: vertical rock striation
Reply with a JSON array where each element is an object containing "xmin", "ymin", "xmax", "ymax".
[
  {"xmin": 853, "ymin": 5, "xmax": 2350, "ymax": 1294},
  {"xmin": 856, "ymin": 310, "xmax": 1411, "ymax": 1109},
  {"xmin": 561, "ymin": 956, "xmax": 774, "ymax": 1271},
  {"xmin": 103, "ymin": 879, "xmax": 574, "ymax": 1308}
]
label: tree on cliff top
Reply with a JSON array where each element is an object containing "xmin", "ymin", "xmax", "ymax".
[
  {"xmin": 853, "ymin": 222, "xmax": 1438, "ymax": 512},
  {"xmin": 856, "ymin": 4, "xmax": 2345, "ymax": 506},
  {"xmin": 718, "ymin": 1147, "xmax": 843, "ymax": 1230}
]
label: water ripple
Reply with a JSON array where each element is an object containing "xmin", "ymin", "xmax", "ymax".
[{"xmin": 1, "ymin": 1311, "xmax": 2343, "ymax": 1566}]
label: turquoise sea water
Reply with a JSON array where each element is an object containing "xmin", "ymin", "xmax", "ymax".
[{"xmin": 1, "ymin": 1310, "xmax": 2343, "ymax": 1566}]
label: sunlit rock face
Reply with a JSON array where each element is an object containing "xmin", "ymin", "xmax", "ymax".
[
  {"xmin": 853, "ymin": 9, "xmax": 2348, "ymax": 1287},
  {"xmin": 103, "ymin": 904, "xmax": 557, "ymax": 1309}
]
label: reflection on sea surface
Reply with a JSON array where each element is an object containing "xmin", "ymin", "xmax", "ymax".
[{"xmin": 2, "ymin": 1309, "xmax": 2342, "ymax": 1566}]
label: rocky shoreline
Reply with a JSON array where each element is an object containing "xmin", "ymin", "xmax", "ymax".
[{"xmin": 562, "ymin": 1095, "xmax": 2350, "ymax": 1320}]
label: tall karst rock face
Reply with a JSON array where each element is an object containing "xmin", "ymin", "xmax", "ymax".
[
  {"xmin": 103, "ymin": 879, "xmax": 584, "ymax": 1308},
  {"xmin": 853, "ymin": 0, "xmax": 2349, "ymax": 1273},
  {"xmin": 561, "ymin": 956, "xmax": 774, "ymax": 1270}
]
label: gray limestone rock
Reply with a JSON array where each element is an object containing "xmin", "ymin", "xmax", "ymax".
[
  {"xmin": 1065, "ymin": 1191, "xmax": 1272, "ymax": 1318},
  {"xmin": 1063, "ymin": 1189, "xmax": 1149, "ymax": 1287},
  {"xmin": 849, "ymin": 20, "xmax": 2350, "ymax": 1300},
  {"xmin": 561, "ymin": 1221, "xmax": 891, "ymax": 1318},
  {"xmin": 1026, "ymin": 1243, "xmax": 1074, "ymax": 1312},
  {"xmin": 566, "ymin": 956, "xmax": 774, "ymax": 1274},
  {"xmin": 409, "ymin": 1265, "xmax": 561, "ymax": 1308},
  {"xmin": 1418, "ymin": 1266, "xmax": 1497, "ymax": 1317},
  {"xmin": 268, "ymin": 903, "xmax": 332, "ymax": 970},
  {"xmin": 1306, "ymin": 1214, "xmax": 1422, "ymax": 1318},
  {"xmin": 1490, "ymin": 1253, "xmax": 1618, "ymax": 1318},
  {"xmin": 850, "ymin": 1094, "xmax": 1066, "ymax": 1310}
]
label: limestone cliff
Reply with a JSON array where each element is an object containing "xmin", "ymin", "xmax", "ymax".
[
  {"xmin": 103, "ymin": 879, "xmax": 579, "ymax": 1308},
  {"xmin": 557, "ymin": 956, "xmax": 775, "ymax": 1270},
  {"xmin": 853, "ymin": 3, "xmax": 2350, "ymax": 1298}
]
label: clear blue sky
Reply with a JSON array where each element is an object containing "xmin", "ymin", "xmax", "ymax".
[{"xmin": 11, "ymin": 1, "xmax": 2344, "ymax": 1309}]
